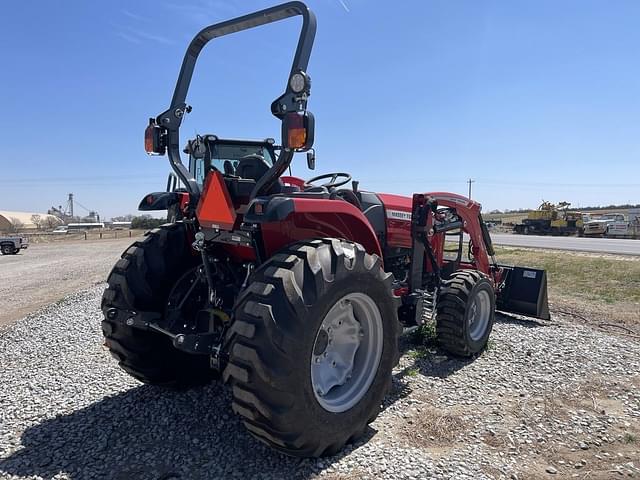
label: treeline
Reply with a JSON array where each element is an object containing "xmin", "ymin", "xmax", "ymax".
[
  {"xmin": 489, "ymin": 203, "xmax": 640, "ymax": 215},
  {"xmin": 130, "ymin": 215, "xmax": 166, "ymax": 230}
]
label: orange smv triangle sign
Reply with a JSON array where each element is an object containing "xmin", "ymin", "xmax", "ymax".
[{"xmin": 196, "ymin": 170, "xmax": 237, "ymax": 230}]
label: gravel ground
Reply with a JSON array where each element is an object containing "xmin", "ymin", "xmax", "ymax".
[
  {"xmin": 0, "ymin": 238, "xmax": 140, "ymax": 328},
  {"xmin": 1, "ymin": 286, "xmax": 639, "ymax": 480}
]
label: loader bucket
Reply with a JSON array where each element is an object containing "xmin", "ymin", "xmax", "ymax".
[{"xmin": 496, "ymin": 266, "xmax": 550, "ymax": 320}]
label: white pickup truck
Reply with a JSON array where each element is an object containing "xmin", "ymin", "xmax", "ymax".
[
  {"xmin": 583, "ymin": 213, "xmax": 626, "ymax": 237},
  {"xmin": 0, "ymin": 236, "xmax": 29, "ymax": 255},
  {"xmin": 604, "ymin": 209, "xmax": 640, "ymax": 238}
]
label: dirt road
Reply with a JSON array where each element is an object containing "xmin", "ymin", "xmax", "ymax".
[{"xmin": 0, "ymin": 237, "xmax": 140, "ymax": 327}]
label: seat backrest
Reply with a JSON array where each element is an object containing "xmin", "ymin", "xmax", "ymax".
[{"xmin": 357, "ymin": 191, "xmax": 386, "ymax": 243}]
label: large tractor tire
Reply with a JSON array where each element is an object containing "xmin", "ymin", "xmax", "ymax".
[
  {"xmin": 435, "ymin": 270, "xmax": 495, "ymax": 357},
  {"xmin": 101, "ymin": 223, "xmax": 214, "ymax": 389},
  {"xmin": 224, "ymin": 238, "xmax": 399, "ymax": 457}
]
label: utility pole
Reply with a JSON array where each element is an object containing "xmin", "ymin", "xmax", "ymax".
[{"xmin": 467, "ymin": 178, "xmax": 475, "ymax": 199}]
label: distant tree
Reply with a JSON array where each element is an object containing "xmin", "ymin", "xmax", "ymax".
[
  {"xmin": 44, "ymin": 216, "xmax": 60, "ymax": 230},
  {"xmin": 131, "ymin": 215, "xmax": 165, "ymax": 230},
  {"xmin": 8, "ymin": 217, "xmax": 25, "ymax": 233},
  {"xmin": 30, "ymin": 214, "xmax": 43, "ymax": 230},
  {"xmin": 112, "ymin": 214, "xmax": 135, "ymax": 222}
]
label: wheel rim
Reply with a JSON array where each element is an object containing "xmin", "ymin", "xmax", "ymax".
[
  {"xmin": 311, "ymin": 292, "xmax": 383, "ymax": 413},
  {"xmin": 467, "ymin": 289, "xmax": 491, "ymax": 341}
]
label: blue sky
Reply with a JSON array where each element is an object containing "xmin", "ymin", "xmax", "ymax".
[{"xmin": 1, "ymin": 0, "xmax": 638, "ymax": 219}]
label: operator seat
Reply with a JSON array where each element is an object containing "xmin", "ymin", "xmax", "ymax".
[
  {"xmin": 235, "ymin": 155, "xmax": 285, "ymax": 195},
  {"xmin": 235, "ymin": 155, "xmax": 271, "ymax": 182}
]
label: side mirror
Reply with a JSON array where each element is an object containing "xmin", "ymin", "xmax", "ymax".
[
  {"xmin": 306, "ymin": 149, "xmax": 316, "ymax": 170},
  {"xmin": 144, "ymin": 118, "xmax": 166, "ymax": 155},
  {"xmin": 282, "ymin": 111, "xmax": 314, "ymax": 151}
]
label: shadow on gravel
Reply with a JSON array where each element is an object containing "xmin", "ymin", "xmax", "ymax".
[
  {"xmin": 385, "ymin": 312, "xmax": 549, "ymax": 405},
  {"xmin": 0, "ymin": 382, "xmax": 365, "ymax": 480},
  {"xmin": 494, "ymin": 312, "xmax": 547, "ymax": 328},
  {"xmin": 0, "ymin": 314, "xmax": 550, "ymax": 480}
]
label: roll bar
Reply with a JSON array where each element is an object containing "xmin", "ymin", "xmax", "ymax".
[{"xmin": 153, "ymin": 1, "xmax": 317, "ymax": 205}]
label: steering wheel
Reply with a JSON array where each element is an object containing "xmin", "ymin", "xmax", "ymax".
[{"xmin": 306, "ymin": 172, "xmax": 352, "ymax": 190}]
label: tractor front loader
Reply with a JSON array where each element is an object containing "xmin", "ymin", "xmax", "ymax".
[{"xmin": 102, "ymin": 1, "xmax": 549, "ymax": 457}]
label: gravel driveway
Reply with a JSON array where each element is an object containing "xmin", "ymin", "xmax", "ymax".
[
  {"xmin": 0, "ymin": 238, "xmax": 139, "ymax": 328},
  {"xmin": 1, "ymin": 286, "xmax": 638, "ymax": 480}
]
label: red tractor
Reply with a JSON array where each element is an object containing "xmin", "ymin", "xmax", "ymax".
[{"xmin": 102, "ymin": 2, "xmax": 549, "ymax": 457}]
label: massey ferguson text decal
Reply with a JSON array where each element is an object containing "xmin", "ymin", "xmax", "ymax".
[{"xmin": 386, "ymin": 209, "xmax": 412, "ymax": 221}]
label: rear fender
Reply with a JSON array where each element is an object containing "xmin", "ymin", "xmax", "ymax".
[{"xmin": 246, "ymin": 196, "xmax": 383, "ymax": 260}]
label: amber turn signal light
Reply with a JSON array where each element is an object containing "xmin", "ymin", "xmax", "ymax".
[
  {"xmin": 282, "ymin": 111, "xmax": 314, "ymax": 151},
  {"xmin": 145, "ymin": 118, "xmax": 166, "ymax": 155}
]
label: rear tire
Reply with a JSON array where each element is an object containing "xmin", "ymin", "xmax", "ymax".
[
  {"xmin": 101, "ymin": 223, "xmax": 214, "ymax": 389},
  {"xmin": 435, "ymin": 270, "xmax": 495, "ymax": 357},
  {"xmin": 1, "ymin": 244, "xmax": 15, "ymax": 255},
  {"xmin": 224, "ymin": 238, "xmax": 399, "ymax": 457}
]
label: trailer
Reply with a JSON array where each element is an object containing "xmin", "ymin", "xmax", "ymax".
[{"xmin": 513, "ymin": 202, "xmax": 583, "ymax": 236}]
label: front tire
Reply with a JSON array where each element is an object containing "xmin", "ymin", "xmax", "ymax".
[
  {"xmin": 224, "ymin": 238, "xmax": 399, "ymax": 457},
  {"xmin": 1, "ymin": 244, "xmax": 16, "ymax": 255},
  {"xmin": 435, "ymin": 270, "xmax": 495, "ymax": 357},
  {"xmin": 101, "ymin": 223, "xmax": 214, "ymax": 389}
]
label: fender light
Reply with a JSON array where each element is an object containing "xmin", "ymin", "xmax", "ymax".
[{"xmin": 145, "ymin": 118, "xmax": 166, "ymax": 155}]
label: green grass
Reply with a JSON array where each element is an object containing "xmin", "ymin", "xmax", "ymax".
[
  {"xmin": 493, "ymin": 247, "xmax": 640, "ymax": 305},
  {"xmin": 405, "ymin": 367, "xmax": 419, "ymax": 377},
  {"xmin": 410, "ymin": 321, "xmax": 437, "ymax": 346},
  {"xmin": 407, "ymin": 348, "xmax": 430, "ymax": 360}
]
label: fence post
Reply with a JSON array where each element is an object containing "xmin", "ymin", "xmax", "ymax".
[
  {"xmin": 84, "ymin": 232, "xmax": 87, "ymax": 240},
  {"xmin": 129, "ymin": 231, "xmax": 132, "ymax": 238}
]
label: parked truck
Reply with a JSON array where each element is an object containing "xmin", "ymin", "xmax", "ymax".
[
  {"xmin": 583, "ymin": 213, "xmax": 626, "ymax": 237},
  {"xmin": 600, "ymin": 209, "xmax": 640, "ymax": 238},
  {"xmin": 0, "ymin": 236, "xmax": 28, "ymax": 255}
]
